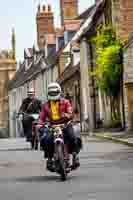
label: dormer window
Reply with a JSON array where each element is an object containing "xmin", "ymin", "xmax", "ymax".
[
  {"xmin": 25, "ymin": 58, "xmax": 32, "ymax": 71},
  {"xmin": 56, "ymin": 36, "xmax": 64, "ymax": 51},
  {"xmin": 65, "ymin": 56, "xmax": 71, "ymax": 67},
  {"xmin": 72, "ymin": 46, "xmax": 80, "ymax": 66},
  {"xmin": 25, "ymin": 59, "xmax": 28, "ymax": 71},
  {"xmin": 64, "ymin": 31, "xmax": 76, "ymax": 44}
]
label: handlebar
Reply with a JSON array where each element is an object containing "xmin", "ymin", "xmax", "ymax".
[
  {"xmin": 17, "ymin": 112, "xmax": 29, "ymax": 117},
  {"xmin": 17, "ymin": 112, "xmax": 39, "ymax": 120},
  {"xmin": 47, "ymin": 120, "xmax": 72, "ymax": 129},
  {"xmin": 52, "ymin": 124, "xmax": 65, "ymax": 129}
]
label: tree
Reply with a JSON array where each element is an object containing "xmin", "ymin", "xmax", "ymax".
[{"xmin": 92, "ymin": 26, "xmax": 123, "ymax": 122}]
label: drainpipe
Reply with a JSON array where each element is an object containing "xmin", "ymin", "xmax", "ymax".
[
  {"xmin": 121, "ymin": 51, "xmax": 126, "ymax": 129},
  {"xmin": 89, "ymin": 42, "xmax": 97, "ymax": 129}
]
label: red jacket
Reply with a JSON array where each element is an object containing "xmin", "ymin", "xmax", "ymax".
[{"xmin": 39, "ymin": 98, "xmax": 73, "ymax": 125}]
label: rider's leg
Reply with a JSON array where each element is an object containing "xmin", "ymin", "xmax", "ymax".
[
  {"xmin": 39, "ymin": 127, "xmax": 48, "ymax": 151},
  {"xmin": 45, "ymin": 135, "xmax": 54, "ymax": 170},
  {"xmin": 22, "ymin": 118, "xmax": 33, "ymax": 141},
  {"xmin": 63, "ymin": 123, "xmax": 80, "ymax": 169},
  {"xmin": 39, "ymin": 127, "xmax": 54, "ymax": 170}
]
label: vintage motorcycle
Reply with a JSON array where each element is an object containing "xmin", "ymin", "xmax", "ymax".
[
  {"xmin": 17, "ymin": 112, "xmax": 39, "ymax": 150},
  {"xmin": 44, "ymin": 121, "xmax": 72, "ymax": 181}
]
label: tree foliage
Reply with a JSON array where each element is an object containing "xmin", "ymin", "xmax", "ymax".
[{"xmin": 92, "ymin": 26, "xmax": 123, "ymax": 121}]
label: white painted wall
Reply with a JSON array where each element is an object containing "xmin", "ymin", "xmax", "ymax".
[
  {"xmin": 9, "ymin": 89, "xmax": 17, "ymax": 137},
  {"xmin": 42, "ymin": 70, "xmax": 48, "ymax": 102},
  {"xmin": 53, "ymin": 65, "xmax": 59, "ymax": 82},
  {"xmin": 72, "ymin": 50, "xmax": 80, "ymax": 66},
  {"xmin": 80, "ymin": 38, "xmax": 95, "ymax": 132},
  {"xmin": 35, "ymin": 74, "xmax": 43, "ymax": 98}
]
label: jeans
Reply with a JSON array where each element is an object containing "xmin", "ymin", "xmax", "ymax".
[{"xmin": 39, "ymin": 123, "xmax": 82, "ymax": 158}]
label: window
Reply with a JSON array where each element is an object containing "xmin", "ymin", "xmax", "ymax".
[
  {"xmin": 64, "ymin": 31, "xmax": 76, "ymax": 44},
  {"xmin": 58, "ymin": 37, "xmax": 64, "ymax": 49}
]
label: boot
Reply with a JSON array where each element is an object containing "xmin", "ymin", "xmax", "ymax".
[
  {"xmin": 46, "ymin": 159, "xmax": 55, "ymax": 172},
  {"xmin": 71, "ymin": 152, "xmax": 80, "ymax": 170}
]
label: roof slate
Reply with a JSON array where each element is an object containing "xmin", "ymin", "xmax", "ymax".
[
  {"xmin": 78, "ymin": 4, "xmax": 96, "ymax": 20},
  {"xmin": 57, "ymin": 63, "xmax": 80, "ymax": 84}
]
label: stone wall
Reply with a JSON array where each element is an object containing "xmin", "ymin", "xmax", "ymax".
[
  {"xmin": 0, "ymin": 60, "xmax": 16, "ymax": 137},
  {"xmin": 119, "ymin": 0, "xmax": 133, "ymax": 40},
  {"xmin": 124, "ymin": 37, "xmax": 133, "ymax": 130},
  {"xmin": 60, "ymin": 71, "xmax": 80, "ymax": 121}
]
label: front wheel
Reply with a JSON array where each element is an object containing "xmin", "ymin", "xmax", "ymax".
[
  {"xmin": 34, "ymin": 140, "xmax": 39, "ymax": 150},
  {"xmin": 55, "ymin": 144, "xmax": 67, "ymax": 181},
  {"xmin": 31, "ymin": 129, "xmax": 39, "ymax": 150}
]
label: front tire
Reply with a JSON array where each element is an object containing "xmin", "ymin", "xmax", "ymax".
[
  {"xmin": 56, "ymin": 144, "xmax": 67, "ymax": 181},
  {"xmin": 35, "ymin": 140, "xmax": 39, "ymax": 150}
]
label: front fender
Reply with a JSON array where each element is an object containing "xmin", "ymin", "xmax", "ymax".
[{"xmin": 54, "ymin": 138, "xmax": 64, "ymax": 144}]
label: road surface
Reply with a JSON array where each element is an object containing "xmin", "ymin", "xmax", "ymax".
[{"xmin": 0, "ymin": 137, "xmax": 133, "ymax": 199}]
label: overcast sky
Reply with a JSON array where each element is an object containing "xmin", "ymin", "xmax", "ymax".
[{"xmin": 0, "ymin": 0, "xmax": 94, "ymax": 61}]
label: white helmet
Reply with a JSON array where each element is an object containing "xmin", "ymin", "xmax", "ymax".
[
  {"xmin": 48, "ymin": 82, "xmax": 61, "ymax": 101},
  {"xmin": 27, "ymin": 87, "xmax": 35, "ymax": 95}
]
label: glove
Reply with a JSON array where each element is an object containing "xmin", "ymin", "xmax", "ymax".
[
  {"xmin": 36, "ymin": 124, "xmax": 43, "ymax": 129},
  {"xmin": 64, "ymin": 113, "xmax": 72, "ymax": 119}
]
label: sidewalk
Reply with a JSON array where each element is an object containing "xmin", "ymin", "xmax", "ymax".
[
  {"xmin": 81, "ymin": 130, "xmax": 133, "ymax": 147},
  {"xmin": 0, "ymin": 132, "xmax": 133, "ymax": 151},
  {"xmin": 94, "ymin": 131, "xmax": 133, "ymax": 147},
  {"xmin": 0, "ymin": 138, "xmax": 31, "ymax": 151}
]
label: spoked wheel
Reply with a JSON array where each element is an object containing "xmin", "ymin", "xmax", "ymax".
[{"xmin": 56, "ymin": 144, "xmax": 67, "ymax": 181}]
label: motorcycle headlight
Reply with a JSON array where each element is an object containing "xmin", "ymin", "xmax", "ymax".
[{"xmin": 54, "ymin": 127, "xmax": 62, "ymax": 136}]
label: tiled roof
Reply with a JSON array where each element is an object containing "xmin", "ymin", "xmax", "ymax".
[
  {"xmin": 57, "ymin": 63, "xmax": 80, "ymax": 84},
  {"xmin": 8, "ymin": 47, "xmax": 63, "ymax": 90},
  {"xmin": 8, "ymin": 55, "xmax": 43, "ymax": 90},
  {"xmin": 78, "ymin": 4, "xmax": 96, "ymax": 20},
  {"xmin": 24, "ymin": 48, "xmax": 33, "ymax": 58},
  {"xmin": 45, "ymin": 47, "xmax": 63, "ymax": 68}
]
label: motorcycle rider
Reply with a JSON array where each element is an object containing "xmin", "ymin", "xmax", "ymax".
[
  {"xmin": 19, "ymin": 87, "xmax": 42, "ymax": 142},
  {"xmin": 38, "ymin": 82, "xmax": 81, "ymax": 171}
]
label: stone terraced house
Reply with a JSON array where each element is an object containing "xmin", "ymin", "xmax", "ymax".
[{"xmin": 8, "ymin": 0, "xmax": 133, "ymax": 137}]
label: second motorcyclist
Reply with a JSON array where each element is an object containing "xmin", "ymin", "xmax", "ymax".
[{"xmin": 19, "ymin": 87, "xmax": 42, "ymax": 142}]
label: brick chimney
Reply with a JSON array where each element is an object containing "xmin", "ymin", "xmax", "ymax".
[
  {"xmin": 119, "ymin": 0, "xmax": 133, "ymax": 40},
  {"xmin": 60, "ymin": 0, "xmax": 78, "ymax": 26},
  {"xmin": 36, "ymin": 4, "xmax": 55, "ymax": 49}
]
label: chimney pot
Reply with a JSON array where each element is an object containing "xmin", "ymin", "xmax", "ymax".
[
  {"xmin": 43, "ymin": 5, "xmax": 46, "ymax": 12},
  {"xmin": 38, "ymin": 4, "xmax": 40, "ymax": 12},
  {"xmin": 48, "ymin": 4, "xmax": 51, "ymax": 12}
]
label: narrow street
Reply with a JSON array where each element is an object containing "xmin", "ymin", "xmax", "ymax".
[{"xmin": 0, "ymin": 138, "xmax": 133, "ymax": 199}]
